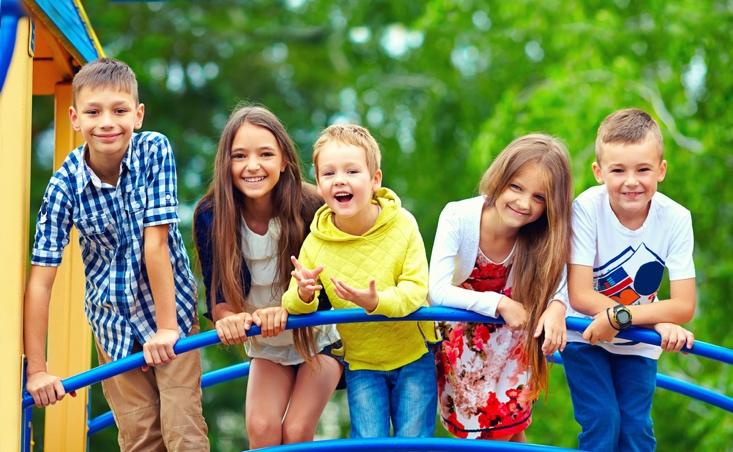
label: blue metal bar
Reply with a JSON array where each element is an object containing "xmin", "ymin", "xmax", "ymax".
[
  {"xmin": 257, "ymin": 437, "xmax": 576, "ymax": 451},
  {"xmin": 0, "ymin": 0, "xmax": 25, "ymax": 91},
  {"xmin": 548, "ymin": 354, "xmax": 733, "ymax": 412},
  {"xmin": 86, "ymin": 361, "xmax": 253, "ymax": 435},
  {"xmin": 22, "ymin": 308, "xmax": 733, "ymax": 409},
  {"xmin": 564, "ymin": 316, "xmax": 733, "ymax": 365}
]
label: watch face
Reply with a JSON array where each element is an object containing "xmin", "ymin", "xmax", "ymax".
[{"xmin": 617, "ymin": 309, "xmax": 631, "ymax": 325}]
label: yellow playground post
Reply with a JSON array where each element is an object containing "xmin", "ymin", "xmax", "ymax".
[{"xmin": 0, "ymin": 1, "xmax": 103, "ymax": 450}]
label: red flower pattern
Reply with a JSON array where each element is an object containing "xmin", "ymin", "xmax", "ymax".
[{"xmin": 437, "ymin": 252, "xmax": 532, "ymax": 439}]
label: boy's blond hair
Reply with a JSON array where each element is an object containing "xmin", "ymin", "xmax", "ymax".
[
  {"xmin": 595, "ymin": 108, "xmax": 663, "ymax": 161},
  {"xmin": 312, "ymin": 124, "xmax": 382, "ymax": 177},
  {"xmin": 72, "ymin": 57, "xmax": 139, "ymax": 105}
]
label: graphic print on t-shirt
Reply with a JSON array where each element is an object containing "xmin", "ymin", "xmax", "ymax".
[{"xmin": 593, "ymin": 244, "xmax": 665, "ymax": 306}]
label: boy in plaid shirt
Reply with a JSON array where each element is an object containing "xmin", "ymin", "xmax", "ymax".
[{"xmin": 24, "ymin": 58, "xmax": 208, "ymax": 451}]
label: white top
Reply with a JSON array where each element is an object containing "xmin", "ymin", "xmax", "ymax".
[
  {"xmin": 567, "ymin": 185, "xmax": 696, "ymax": 360},
  {"xmin": 429, "ymin": 196, "xmax": 568, "ymax": 315},
  {"xmin": 241, "ymin": 218, "xmax": 339, "ymax": 365}
]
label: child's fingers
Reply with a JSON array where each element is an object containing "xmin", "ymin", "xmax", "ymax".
[
  {"xmin": 143, "ymin": 345, "xmax": 153, "ymax": 366},
  {"xmin": 165, "ymin": 342, "xmax": 177, "ymax": 361},
  {"xmin": 368, "ymin": 279, "xmax": 377, "ymax": 295},
  {"xmin": 685, "ymin": 331, "xmax": 695, "ymax": 350},
  {"xmin": 215, "ymin": 322, "xmax": 229, "ymax": 345},
  {"xmin": 533, "ymin": 319, "xmax": 544, "ymax": 338},
  {"xmin": 242, "ymin": 314, "xmax": 253, "ymax": 331},
  {"xmin": 276, "ymin": 309, "xmax": 288, "ymax": 334},
  {"xmin": 150, "ymin": 346, "xmax": 162, "ymax": 366},
  {"xmin": 252, "ymin": 311, "xmax": 262, "ymax": 327},
  {"xmin": 291, "ymin": 255, "xmax": 303, "ymax": 271},
  {"xmin": 310, "ymin": 265, "xmax": 324, "ymax": 278},
  {"xmin": 53, "ymin": 380, "xmax": 67, "ymax": 402}
]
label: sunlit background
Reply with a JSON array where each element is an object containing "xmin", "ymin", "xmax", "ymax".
[{"xmin": 28, "ymin": 1, "xmax": 733, "ymax": 450}]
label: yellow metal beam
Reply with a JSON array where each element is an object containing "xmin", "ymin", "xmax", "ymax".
[
  {"xmin": 0, "ymin": 17, "xmax": 34, "ymax": 452},
  {"xmin": 44, "ymin": 82, "xmax": 91, "ymax": 452}
]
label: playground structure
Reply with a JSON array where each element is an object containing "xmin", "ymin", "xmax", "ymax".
[
  {"xmin": 1, "ymin": 1, "xmax": 103, "ymax": 450},
  {"xmin": 2, "ymin": 1, "xmax": 732, "ymax": 451},
  {"xmin": 18, "ymin": 307, "xmax": 733, "ymax": 451}
]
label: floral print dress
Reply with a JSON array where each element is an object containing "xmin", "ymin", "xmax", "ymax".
[{"xmin": 435, "ymin": 247, "xmax": 532, "ymax": 439}]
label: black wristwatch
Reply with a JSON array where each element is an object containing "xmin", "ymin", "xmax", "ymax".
[{"xmin": 612, "ymin": 304, "xmax": 633, "ymax": 330}]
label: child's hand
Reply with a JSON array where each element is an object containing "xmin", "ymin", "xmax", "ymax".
[
  {"xmin": 26, "ymin": 371, "xmax": 75, "ymax": 407},
  {"xmin": 143, "ymin": 328, "xmax": 179, "ymax": 367},
  {"xmin": 331, "ymin": 278, "xmax": 379, "ymax": 312},
  {"xmin": 582, "ymin": 308, "xmax": 620, "ymax": 344},
  {"xmin": 215, "ymin": 312, "xmax": 253, "ymax": 345},
  {"xmin": 291, "ymin": 256, "xmax": 323, "ymax": 302},
  {"xmin": 534, "ymin": 300, "xmax": 567, "ymax": 355},
  {"xmin": 654, "ymin": 322, "xmax": 694, "ymax": 352},
  {"xmin": 252, "ymin": 307, "xmax": 288, "ymax": 337},
  {"xmin": 497, "ymin": 296, "xmax": 528, "ymax": 330}
]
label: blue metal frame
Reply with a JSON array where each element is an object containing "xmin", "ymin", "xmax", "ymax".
[
  {"xmin": 257, "ymin": 437, "xmax": 576, "ymax": 451},
  {"xmin": 21, "ymin": 306, "xmax": 733, "ymax": 448},
  {"xmin": 22, "ymin": 307, "xmax": 733, "ymax": 409}
]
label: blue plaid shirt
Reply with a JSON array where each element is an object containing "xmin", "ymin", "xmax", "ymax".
[{"xmin": 31, "ymin": 132, "xmax": 197, "ymax": 360}]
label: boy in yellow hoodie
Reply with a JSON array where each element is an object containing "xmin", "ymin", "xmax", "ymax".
[{"xmin": 283, "ymin": 124, "xmax": 438, "ymax": 438}]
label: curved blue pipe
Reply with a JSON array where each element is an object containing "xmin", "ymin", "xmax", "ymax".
[
  {"xmin": 0, "ymin": 0, "xmax": 26, "ymax": 92},
  {"xmin": 256, "ymin": 437, "xmax": 576, "ymax": 451},
  {"xmin": 548, "ymin": 354, "xmax": 733, "ymax": 412},
  {"xmin": 86, "ymin": 362, "xmax": 252, "ymax": 435},
  {"xmin": 22, "ymin": 307, "xmax": 733, "ymax": 408}
]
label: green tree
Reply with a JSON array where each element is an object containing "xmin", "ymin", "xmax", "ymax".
[{"xmin": 28, "ymin": 1, "xmax": 733, "ymax": 449}]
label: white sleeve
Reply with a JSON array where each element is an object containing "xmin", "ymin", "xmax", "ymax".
[
  {"xmin": 570, "ymin": 199, "xmax": 597, "ymax": 266},
  {"xmin": 666, "ymin": 210, "xmax": 695, "ymax": 280},
  {"xmin": 428, "ymin": 203, "xmax": 502, "ymax": 317}
]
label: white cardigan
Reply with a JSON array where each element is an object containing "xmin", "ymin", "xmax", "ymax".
[{"xmin": 428, "ymin": 196, "xmax": 567, "ymax": 317}]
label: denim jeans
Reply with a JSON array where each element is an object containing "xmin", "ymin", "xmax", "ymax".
[
  {"xmin": 344, "ymin": 349, "xmax": 437, "ymax": 438},
  {"xmin": 561, "ymin": 342, "xmax": 657, "ymax": 452}
]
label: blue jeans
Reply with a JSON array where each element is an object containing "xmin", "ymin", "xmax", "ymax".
[
  {"xmin": 561, "ymin": 342, "xmax": 657, "ymax": 452},
  {"xmin": 344, "ymin": 349, "xmax": 437, "ymax": 438}
]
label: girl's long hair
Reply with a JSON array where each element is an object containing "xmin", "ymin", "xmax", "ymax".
[
  {"xmin": 193, "ymin": 104, "xmax": 320, "ymax": 361},
  {"xmin": 478, "ymin": 133, "xmax": 572, "ymax": 398}
]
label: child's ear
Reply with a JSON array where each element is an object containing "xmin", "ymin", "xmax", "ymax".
[
  {"xmin": 134, "ymin": 103, "xmax": 145, "ymax": 129},
  {"xmin": 372, "ymin": 169, "xmax": 383, "ymax": 190},
  {"xmin": 658, "ymin": 159, "xmax": 667, "ymax": 182},
  {"xmin": 69, "ymin": 106, "xmax": 80, "ymax": 131},
  {"xmin": 591, "ymin": 162, "xmax": 604, "ymax": 184}
]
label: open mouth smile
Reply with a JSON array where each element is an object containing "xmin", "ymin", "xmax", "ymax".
[{"xmin": 334, "ymin": 192, "xmax": 354, "ymax": 203}]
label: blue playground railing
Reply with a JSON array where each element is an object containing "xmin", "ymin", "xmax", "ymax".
[{"xmin": 22, "ymin": 307, "xmax": 733, "ymax": 450}]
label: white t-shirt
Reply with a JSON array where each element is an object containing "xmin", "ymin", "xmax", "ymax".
[
  {"xmin": 567, "ymin": 185, "xmax": 695, "ymax": 360},
  {"xmin": 241, "ymin": 218, "xmax": 339, "ymax": 365}
]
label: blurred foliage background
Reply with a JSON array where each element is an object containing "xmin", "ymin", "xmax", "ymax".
[{"xmin": 28, "ymin": 0, "xmax": 733, "ymax": 450}]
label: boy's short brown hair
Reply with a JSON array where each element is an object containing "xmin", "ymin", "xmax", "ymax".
[
  {"xmin": 595, "ymin": 108, "xmax": 663, "ymax": 161},
  {"xmin": 72, "ymin": 57, "xmax": 139, "ymax": 105},
  {"xmin": 312, "ymin": 124, "xmax": 382, "ymax": 177}
]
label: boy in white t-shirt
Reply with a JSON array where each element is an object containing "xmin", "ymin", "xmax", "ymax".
[{"xmin": 562, "ymin": 108, "xmax": 696, "ymax": 452}]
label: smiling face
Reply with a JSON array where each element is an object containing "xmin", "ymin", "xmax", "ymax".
[
  {"xmin": 230, "ymin": 122, "xmax": 286, "ymax": 203},
  {"xmin": 593, "ymin": 134, "xmax": 667, "ymax": 228},
  {"xmin": 492, "ymin": 162, "xmax": 548, "ymax": 231},
  {"xmin": 315, "ymin": 140, "xmax": 382, "ymax": 232},
  {"xmin": 69, "ymin": 86, "xmax": 144, "ymax": 161}
]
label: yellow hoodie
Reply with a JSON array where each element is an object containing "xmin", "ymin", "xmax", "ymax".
[{"xmin": 282, "ymin": 187, "xmax": 439, "ymax": 371}]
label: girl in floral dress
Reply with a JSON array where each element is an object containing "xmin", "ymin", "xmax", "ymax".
[{"xmin": 429, "ymin": 134, "xmax": 573, "ymax": 441}]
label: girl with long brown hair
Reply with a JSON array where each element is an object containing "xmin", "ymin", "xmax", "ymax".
[
  {"xmin": 193, "ymin": 105, "xmax": 341, "ymax": 448},
  {"xmin": 429, "ymin": 133, "xmax": 572, "ymax": 441}
]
